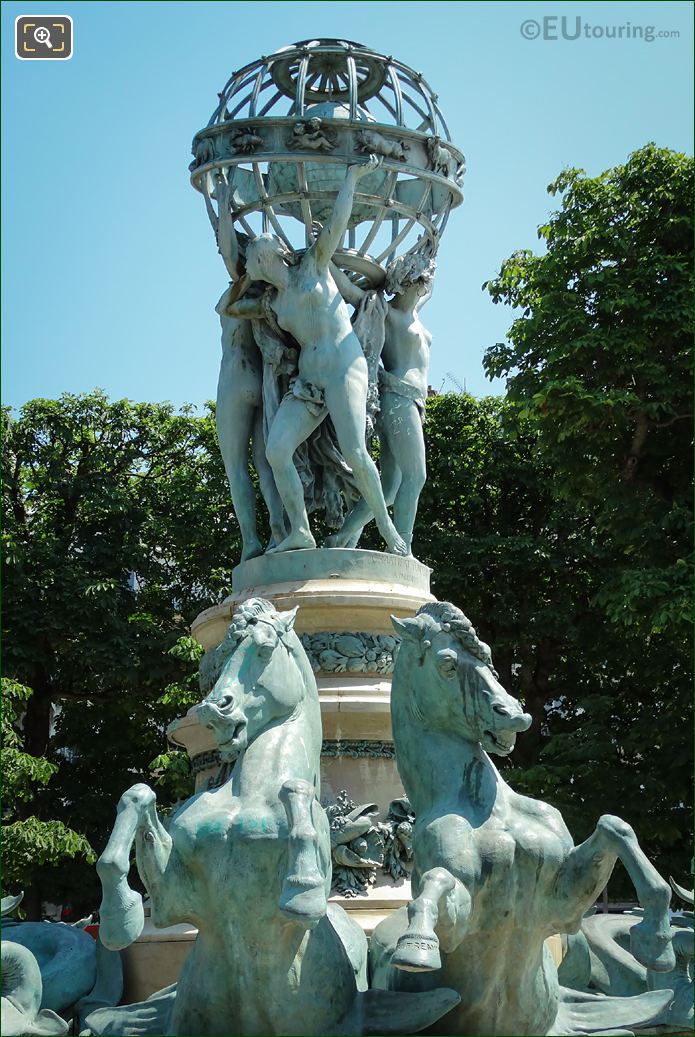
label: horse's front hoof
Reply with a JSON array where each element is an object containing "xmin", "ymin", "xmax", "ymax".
[
  {"xmin": 279, "ymin": 881, "xmax": 327, "ymax": 928},
  {"xmin": 99, "ymin": 891, "xmax": 145, "ymax": 951},
  {"xmin": 392, "ymin": 932, "xmax": 442, "ymax": 973},
  {"xmin": 630, "ymin": 921, "xmax": 676, "ymax": 973}
]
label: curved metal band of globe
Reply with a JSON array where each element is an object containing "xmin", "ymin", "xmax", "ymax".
[
  {"xmin": 207, "ymin": 41, "xmax": 451, "ymax": 141},
  {"xmin": 190, "ymin": 119, "xmax": 464, "ymax": 190},
  {"xmin": 191, "ymin": 158, "xmax": 459, "ymax": 216},
  {"xmin": 190, "ymin": 118, "xmax": 463, "ymax": 276},
  {"xmin": 193, "ymin": 172, "xmax": 448, "ymax": 273},
  {"xmin": 190, "ymin": 166, "xmax": 462, "ymax": 212}
]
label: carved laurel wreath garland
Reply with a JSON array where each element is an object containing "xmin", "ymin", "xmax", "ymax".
[{"xmin": 299, "ymin": 631, "xmax": 398, "ymax": 676}]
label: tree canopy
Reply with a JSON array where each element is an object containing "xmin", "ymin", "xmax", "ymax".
[
  {"xmin": 1, "ymin": 392, "xmax": 242, "ymax": 910},
  {"xmin": 484, "ymin": 143, "xmax": 692, "ymax": 641},
  {"xmin": 481, "ymin": 143, "xmax": 693, "ymax": 880},
  {"xmin": 1, "ymin": 677, "xmax": 94, "ymax": 897}
]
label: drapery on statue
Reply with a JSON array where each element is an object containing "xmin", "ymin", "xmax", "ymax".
[
  {"xmin": 369, "ymin": 601, "xmax": 676, "ymax": 1036},
  {"xmin": 211, "ymin": 176, "xmax": 288, "ymax": 560},
  {"xmin": 325, "ymin": 249, "xmax": 435, "ymax": 555},
  {"xmin": 215, "ymin": 158, "xmax": 407, "ymax": 557},
  {"xmin": 89, "ymin": 599, "xmax": 459, "ymax": 1036}
]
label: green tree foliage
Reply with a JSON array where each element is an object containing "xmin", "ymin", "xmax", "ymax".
[
  {"xmin": 417, "ymin": 392, "xmax": 592, "ymax": 765},
  {"xmin": 1, "ymin": 392, "xmax": 242, "ymax": 912},
  {"xmin": 479, "ymin": 143, "xmax": 693, "ymax": 881},
  {"xmin": 416, "ymin": 392, "xmax": 691, "ymax": 887},
  {"xmin": 1, "ymin": 678, "xmax": 95, "ymax": 894},
  {"xmin": 149, "ymin": 636, "xmax": 205, "ymax": 806},
  {"xmin": 484, "ymin": 143, "xmax": 693, "ymax": 639}
]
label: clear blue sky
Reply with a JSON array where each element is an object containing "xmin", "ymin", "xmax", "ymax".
[{"xmin": 2, "ymin": 0, "xmax": 693, "ymax": 410}]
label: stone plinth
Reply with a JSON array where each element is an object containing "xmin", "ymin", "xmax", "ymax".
[
  {"xmin": 121, "ymin": 914, "xmax": 197, "ymax": 1004},
  {"xmin": 120, "ymin": 911, "xmax": 565, "ymax": 1004},
  {"xmin": 190, "ymin": 548, "xmax": 432, "ymax": 645}
]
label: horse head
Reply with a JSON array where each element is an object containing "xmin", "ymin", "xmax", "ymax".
[
  {"xmin": 196, "ymin": 598, "xmax": 315, "ymax": 762},
  {"xmin": 392, "ymin": 601, "xmax": 531, "ymax": 757}
]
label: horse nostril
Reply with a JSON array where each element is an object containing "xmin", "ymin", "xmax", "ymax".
[
  {"xmin": 218, "ymin": 695, "xmax": 234, "ymax": 710},
  {"xmin": 493, "ymin": 705, "xmax": 511, "ymax": 717}
]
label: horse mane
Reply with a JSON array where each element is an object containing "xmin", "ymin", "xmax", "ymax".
[
  {"xmin": 199, "ymin": 598, "xmax": 315, "ymax": 695},
  {"xmin": 416, "ymin": 601, "xmax": 496, "ymax": 674}
]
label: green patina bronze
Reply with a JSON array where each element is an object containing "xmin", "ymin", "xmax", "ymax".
[
  {"xmin": 369, "ymin": 601, "xmax": 676, "ymax": 1036},
  {"xmin": 192, "ymin": 40, "xmax": 466, "ymax": 561},
  {"xmin": 0, "ymin": 894, "xmax": 122, "ymax": 1037},
  {"xmin": 558, "ymin": 876, "xmax": 693, "ymax": 1032},
  {"xmin": 86, "ymin": 599, "xmax": 458, "ymax": 1036}
]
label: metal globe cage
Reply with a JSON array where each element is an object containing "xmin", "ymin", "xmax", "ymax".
[{"xmin": 190, "ymin": 39, "xmax": 465, "ymax": 286}]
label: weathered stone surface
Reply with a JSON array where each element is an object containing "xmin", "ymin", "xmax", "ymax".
[
  {"xmin": 176, "ymin": 560, "xmax": 434, "ymax": 802},
  {"xmin": 231, "ymin": 547, "xmax": 432, "ymax": 597}
]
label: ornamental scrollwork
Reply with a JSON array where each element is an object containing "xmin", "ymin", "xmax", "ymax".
[{"xmin": 324, "ymin": 791, "xmax": 415, "ymax": 895}]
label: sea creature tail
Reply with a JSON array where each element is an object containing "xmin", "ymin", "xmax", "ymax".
[
  {"xmin": 337, "ymin": 986, "xmax": 460, "ymax": 1034},
  {"xmin": 549, "ymin": 986, "xmax": 674, "ymax": 1034},
  {"xmin": 81, "ymin": 983, "xmax": 176, "ymax": 1036}
]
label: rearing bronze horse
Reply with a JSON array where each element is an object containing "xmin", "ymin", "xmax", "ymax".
[{"xmin": 370, "ymin": 601, "xmax": 675, "ymax": 1036}]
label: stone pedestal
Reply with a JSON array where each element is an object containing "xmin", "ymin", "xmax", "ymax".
[
  {"xmin": 121, "ymin": 912, "xmax": 197, "ymax": 1005},
  {"xmin": 120, "ymin": 917, "xmax": 565, "ymax": 1004},
  {"xmin": 167, "ymin": 548, "xmax": 433, "ymax": 933}
]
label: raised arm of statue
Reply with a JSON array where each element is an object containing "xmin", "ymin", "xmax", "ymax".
[
  {"xmin": 224, "ymin": 290, "xmax": 266, "ymax": 321},
  {"xmin": 313, "ymin": 157, "xmax": 380, "ymax": 268},
  {"xmin": 215, "ymin": 175, "xmax": 242, "ymax": 281},
  {"xmin": 415, "ymin": 285, "xmax": 433, "ymax": 312},
  {"xmin": 328, "ymin": 261, "xmax": 366, "ymax": 308}
]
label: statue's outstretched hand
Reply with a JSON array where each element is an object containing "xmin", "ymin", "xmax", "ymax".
[
  {"xmin": 215, "ymin": 171, "xmax": 232, "ymax": 208},
  {"xmin": 228, "ymin": 274, "xmax": 251, "ymax": 304},
  {"xmin": 349, "ymin": 154, "xmax": 381, "ymax": 180}
]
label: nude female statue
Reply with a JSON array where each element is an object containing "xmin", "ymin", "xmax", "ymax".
[
  {"xmin": 225, "ymin": 157, "xmax": 407, "ymax": 556},
  {"xmin": 211, "ymin": 176, "xmax": 287, "ymax": 559},
  {"xmin": 325, "ymin": 250, "xmax": 435, "ymax": 555}
]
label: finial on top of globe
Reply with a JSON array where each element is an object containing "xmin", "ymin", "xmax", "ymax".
[{"xmin": 190, "ymin": 39, "xmax": 465, "ymax": 285}]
